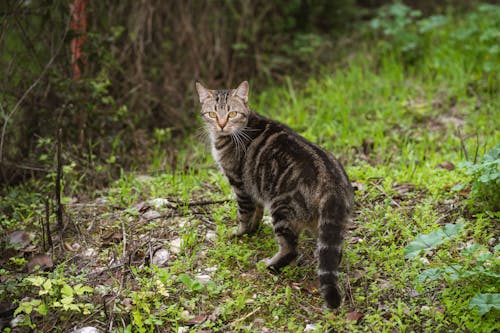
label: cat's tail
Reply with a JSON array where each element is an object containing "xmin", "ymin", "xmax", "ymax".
[{"xmin": 317, "ymin": 196, "xmax": 349, "ymax": 308}]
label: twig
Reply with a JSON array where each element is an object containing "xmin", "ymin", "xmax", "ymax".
[
  {"xmin": 169, "ymin": 198, "xmax": 232, "ymax": 207},
  {"xmin": 232, "ymin": 306, "xmax": 261, "ymax": 326},
  {"xmin": 0, "ymin": 160, "xmax": 53, "ymax": 172},
  {"xmin": 56, "ymin": 128, "xmax": 63, "ymax": 231},
  {"xmin": 120, "ymin": 218, "xmax": 127, "ymax": 260},
  {"xmin": 45, "ymin": 198, "xmax": 53, "ymax": 250},
  {"xmin": 456, "ymin": 128, "xmax": 469, "ymax": 161},
  {"xmin": 371, "ymin": 183, "xmax": 401, "ymax": 209}
]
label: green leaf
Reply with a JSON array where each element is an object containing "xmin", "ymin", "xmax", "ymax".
[
  {"xmin": 405, "ymin": 223, "xmax": 464, "ymax": 259},
  {"xmin": 61, "ymin": 283, "xmax": 74, "ymax": 298},
  {"xmin": 26, "ymin": 276, "xmax": 45, "ymax": 287},
  {"xmin": 37, "ymin": 303, "xmax": 49, "ymax": 315},
  {"xmin": 73, "ymin": 284, "xmax": 93, "ymax": 295},
  {"xmin": 469, "ymin": 293, "xmax": 500, "ymax": 315},
  {"xmin": 417, "ymin": 268, "xmax": 444, "ymax": 283}
]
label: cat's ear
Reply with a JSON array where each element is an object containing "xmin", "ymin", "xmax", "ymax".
[
  {"xmin": 233, "ymin": 81, "xmax": 249, "ymax": 103},
  {"xmin": 195, "ymin": 81, "xmax": 213, "ymax": 104}
]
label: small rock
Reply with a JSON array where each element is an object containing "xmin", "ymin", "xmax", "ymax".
[
  {"xmin": 150, "ymin": 198, "xmax": 170, "ymax": 209},
  {"xmin": 10, "ymin": 314, "xmax": 26, "ymax": 327},
  {"xmin": 205, "ymin": 266, "xmax": 218, "ymax": 272},
  {"xmin": 7, "ymin": 231, "xmax": 32, "ymax": 249},
  {"xmin": 143, "ymin": 210, "xmax": 161, "ymax": 220},
  {"xmin": 94, "ymin": 197, "xmax": 109, "ymax": 205},
  {"xmin": 304, "ymin": 324, "xmax": 317, "ymax": 332},
  {"xmin": 181, "ymin": 310, "xmax": 190, "ymax": 320},
  {"xmin": 420, "ymin": 305, "xmax": 431, "ymax": 312},
  {"xmin": 177, "ymin": 327, "xmax": 189, "ymax": 333},
  {"xmin": 83, "ymin": 248, "xmax": 97, "ymax": 257},
  {"xmin": 152, "ymin": 248, "xmax": 170, "ymax": 267},
  {"xmin": 419, "ymin": 257, "xmax": 430, "ymax": 265},
  {"xmin": 169, "ymin": 238, "xmax": 182, "ymax": 254},
  {"xmin": 196, "ymin": 274, "xmax": 211, "ymax": 285},
  {"xmin": 71, "ymin": 327, "xmax": 100, "ymax": 333},
  {"xmin": 205, "ymin": 231, "xmax": 218, "ymax": 241},
  {"xmin": 253, "ymin": 318, "xmax": 266, "ymax": 325}
]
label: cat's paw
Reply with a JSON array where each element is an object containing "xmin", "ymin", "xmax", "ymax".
[
  {"xmin": 259, "ymin": 257, "xmax": 280, "ymax": 273},
  {"xmin": 230, "ymin": 227, "xmax": 248, "ymax": 238}
]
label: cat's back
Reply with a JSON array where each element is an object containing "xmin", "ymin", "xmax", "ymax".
[{"xmin": 243, "ymin": 112, "xmax": 353, "ymax": 209}]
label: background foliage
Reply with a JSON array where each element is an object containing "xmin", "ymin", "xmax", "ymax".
[{"xmin": 0, "ymin": 0, "xmax": 487, "ymax": 187}]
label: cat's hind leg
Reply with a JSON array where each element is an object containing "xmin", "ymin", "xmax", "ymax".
[{"xmin": 263, "ymin": 205, "xmax": 299, "ymax": 270}]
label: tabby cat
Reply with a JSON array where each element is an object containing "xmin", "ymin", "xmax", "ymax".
[{"xmin": 195, "ymin": 81, "xmax": 354, "ymax": 308}]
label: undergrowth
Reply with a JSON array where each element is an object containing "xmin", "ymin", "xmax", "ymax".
[{"xmin": 1, "ymin": 3, "xmax": 499, "ymax": 332}]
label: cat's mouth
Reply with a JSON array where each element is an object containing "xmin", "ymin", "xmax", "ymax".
[{"xmin": 217, "ymin": 128, "xmax": 232, "ymax": 135}]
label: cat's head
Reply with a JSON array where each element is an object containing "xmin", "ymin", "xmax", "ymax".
[{"xmin": 195, "ymin": 81, "xmax": 250, "ymax": 136}]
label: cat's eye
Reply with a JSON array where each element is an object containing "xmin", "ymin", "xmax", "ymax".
[
  {"xmin": 207, "ymin": 112, "xmax": 217, "ymax": 118},
  {"xmin": 228, "ymin": 111, "xmax": 237, "ymax": 118}
]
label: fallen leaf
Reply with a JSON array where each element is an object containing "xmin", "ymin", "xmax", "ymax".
[
  {"xmin": 346, "ymin": 310, "xmax": 364, "ymax": 323},
  {"xmin": 133, "ymin": 201, "xmax": 151, "ymax": 212},
  {"xmin": 27, "ymin": 254, "xmax": 53, "ymax": 273},
  {"xmin": 102, "ymin": 231, "xmax": 122, "ymax": 245},
  {"xmin": 187, "ymin": 315, "xmax": 207, "ymax": 325},
  {"xmin": 438, "ymin": 161, "xmax": 455, "ymax": 171},
  {"xmin": 143, "ymin": 210, "xmax": 161, "ymax": 220},
  {"xmin": 64, "ymin": 241, "xmax": 76, "ymax": 251}
]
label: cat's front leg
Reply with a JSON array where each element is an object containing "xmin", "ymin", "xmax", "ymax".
[{"xmin": 232, "ymin": 191, "xmax": 263, "ymax": 237}]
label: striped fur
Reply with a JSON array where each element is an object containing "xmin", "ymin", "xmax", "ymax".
[{"xmin": 196, "ymin": 81, "xmax": 354, "ymax": 308}]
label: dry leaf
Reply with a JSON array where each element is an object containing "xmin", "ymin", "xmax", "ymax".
[
  {"xmin": 346, "ymin": 310, "xmax": 364, "ymax": 323},
  {"xmin": 27, "ymin": 254, "xmax": 53, "ymax": 273},
  {"xmin": 438, "ymin": 161, "xmax": 455, "ymax": 171},
  {"xmin": 187, "ymin": 315, "xmax": 207, "ymax": 325}
]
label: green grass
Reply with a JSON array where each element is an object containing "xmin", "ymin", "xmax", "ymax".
[{"xmin": 1, "ymin": 3, "xmax": 499, "ymax": 332}]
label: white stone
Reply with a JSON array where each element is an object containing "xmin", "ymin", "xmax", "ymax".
[
  {"xmin": 196, "ymin": 274, "xmax": 211, "ymax": 285},
  {"xmin": 83, "ymin": 248, "xmax": 97, "ymax": 257},
  {"xmin": 419, "ymin": 257, "xmax": 430, "ymax": 265},
  {"xmin": 206, "ymin": 230, "xmax": 218, "ymax": 241},
  {"xmin": 169, "ymin": 238, "xmax": 182, "ymax": 254},
  {"xmin": 152, "ymin": 248, "xmax": 170, "ymax": 267},
  {"xmin": 205, "ymin": 266, "xmax": 218, "ymax": 272},
  {"xmin": 71, "ymin": 327, "xmax": 100, "ymax": 333},
  {"xmin": 150, "ymin": 198, "xmax": 170, "ymax": 209},
  {"xmin": 304, "ymin": 324, "xmax": 317, "ymax": 332}
]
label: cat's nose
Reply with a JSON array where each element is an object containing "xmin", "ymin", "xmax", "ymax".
[{"xmin": 218, "ymin": 119, "xmax": 228, "ymax": 129}]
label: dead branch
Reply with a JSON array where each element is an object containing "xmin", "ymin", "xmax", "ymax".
[{"xmin": 56, "ymin": 128, "xmax": 63, "ymax": 231}]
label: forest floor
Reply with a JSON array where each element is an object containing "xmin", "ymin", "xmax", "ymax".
[{"xmin": 1, "ymin": 4, "xmax": 500, "ymax": 333}]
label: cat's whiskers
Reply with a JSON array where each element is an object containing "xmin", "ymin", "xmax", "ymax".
[{"xmin": 194, "ymin": 125, "xmax": 211, "ymax": 144}]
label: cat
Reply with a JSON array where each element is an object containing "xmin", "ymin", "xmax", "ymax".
[{"xmin": 195, "ymin": 80, "xmax": 354, "ymax": 308}]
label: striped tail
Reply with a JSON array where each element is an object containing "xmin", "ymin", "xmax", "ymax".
[{"xmin": 317, "ymin": 197, "xmax": 347, "ymax": 308}]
